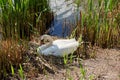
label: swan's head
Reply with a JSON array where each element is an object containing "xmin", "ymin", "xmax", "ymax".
[{"xmin": 40, "ymin": 34, "xmax": 53, "ymax": 44}]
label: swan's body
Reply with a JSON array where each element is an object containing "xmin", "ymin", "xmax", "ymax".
[{"xmin": 37, "ymin": 37, "xmax": 79, "ymax": 56}]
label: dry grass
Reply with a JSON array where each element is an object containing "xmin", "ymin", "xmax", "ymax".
[{"xmin": 0, "ymin": 39, "xmax": 26, "ymax": 79}]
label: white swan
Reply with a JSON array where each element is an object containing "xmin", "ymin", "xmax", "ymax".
[{"xmin": 37, "ymin": 35, "xmax": 79, "ymax": 56}]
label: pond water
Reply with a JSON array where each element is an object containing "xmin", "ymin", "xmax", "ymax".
[{"xmin": 48, "ymin": 0, "xmax": 82, "ymax": 37}]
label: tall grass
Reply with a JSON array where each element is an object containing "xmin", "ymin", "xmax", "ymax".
[
  {"xmin": 75, "ymin": 0, "xmax": 120, "ymax": 48},
  {"xmin": 0, "ymin": 0, "xmax": 54, "ymax": 79},
  {"xmin": 0, "ymin": 0, "xmax": 52, "ymax": 39}
]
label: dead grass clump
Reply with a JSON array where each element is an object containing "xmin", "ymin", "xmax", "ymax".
[{"xmin": 0, "ymin": 39, "xmax": 26, "ymax": 79}]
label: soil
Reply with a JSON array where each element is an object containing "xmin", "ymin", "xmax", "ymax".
[
  {"xmin": 18, "ymin": 46, "xmax": 120, "ymax": 80},
  {"xmin": 6, "ymin": 39, "xmax": 120, "ymax": 80}
]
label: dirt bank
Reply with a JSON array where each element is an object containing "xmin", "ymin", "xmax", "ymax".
[{"xmin": 23, "ymin": 47, "xmax": 120, "ymax": 80}]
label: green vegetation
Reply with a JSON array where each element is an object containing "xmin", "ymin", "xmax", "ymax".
[
  {"xmin": 79, "ymin": 63, "xmax": 86, "ymax": 80},
  {"xmin": 18, "ymin": 64, "xmax": 25, "ymax": 80},
  {"xmin": 0, "ymin": 0, "xmax": 120, "ymax": 79},
  {"xmin": 75, "ymin": 0, "xmax": 120, "ymax": 48},
  {"xmin": 0, "ymin": 0, "xmax": 52, "ymax": 39},
  {"xmin": 0, "ymin": 0, "xmax": 52, "ymax": 78},
  {"xmin": 11, "ymin": 65, "xmax": 15, "ymax": 76}
]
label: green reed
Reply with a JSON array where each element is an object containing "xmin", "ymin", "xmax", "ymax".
[
  {"xmin": 75, "ymin": 0, "xmax": 120, "ymax": 48},
  {"xmin": 0, "ymin": 0, "xmax": 51, "ymax": 39}
]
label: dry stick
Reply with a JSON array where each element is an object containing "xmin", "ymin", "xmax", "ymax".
[
  {"xmin": 83, "ymin": 21, "xmax": 89, "ymax": 58},
  {"xmin": 38, "ymin": 54, "xmax": 56, "ymax": 74}
]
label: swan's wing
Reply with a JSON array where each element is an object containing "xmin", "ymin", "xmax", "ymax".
[
  {"xmin": 53, "ymin": 38, "xmax": 77, "ymax": 45},
  {"xmin": 59, "ymin": 41, "xmax": 79, "ymax": 55},
  {"xmin": 53, "ymin": 41, "xmax": 79, "ymax": 56},
  {"xmin": 53, "ymin": 38, "xmax": 79, "ymax": 48}
]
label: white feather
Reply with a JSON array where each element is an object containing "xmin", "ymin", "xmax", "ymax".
[{"xmin": 37, "ymin": 38, "xmax": 79, "ymax": 56}]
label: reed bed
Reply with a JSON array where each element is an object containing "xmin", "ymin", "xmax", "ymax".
[
  {"xmin": 75, "ymin": 0, "xmax": 120, "ymax": 48},
  {"xmin": 0, "ymin": 0, "xmax": 52, "ymax": 79},
  {"xmin": 0, "ymin": 0, "xmax": 120, "ymax": 79},
  {"xmin": 0, "ymin": 0, "xmax": 52, "ymax": 39}
]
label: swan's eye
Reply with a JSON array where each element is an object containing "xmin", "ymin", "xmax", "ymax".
[
  {"xmin": 41, "ymin": 40, "xmax": 43, "ymax": 42},
  {"xmin": 41, "ymin": 39, "xmax": 44, "ymax": 44}
]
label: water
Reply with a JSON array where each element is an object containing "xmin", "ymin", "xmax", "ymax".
[{"xmin": 48, "ymin": 0, "xmax": 82, "ymax": 37}]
